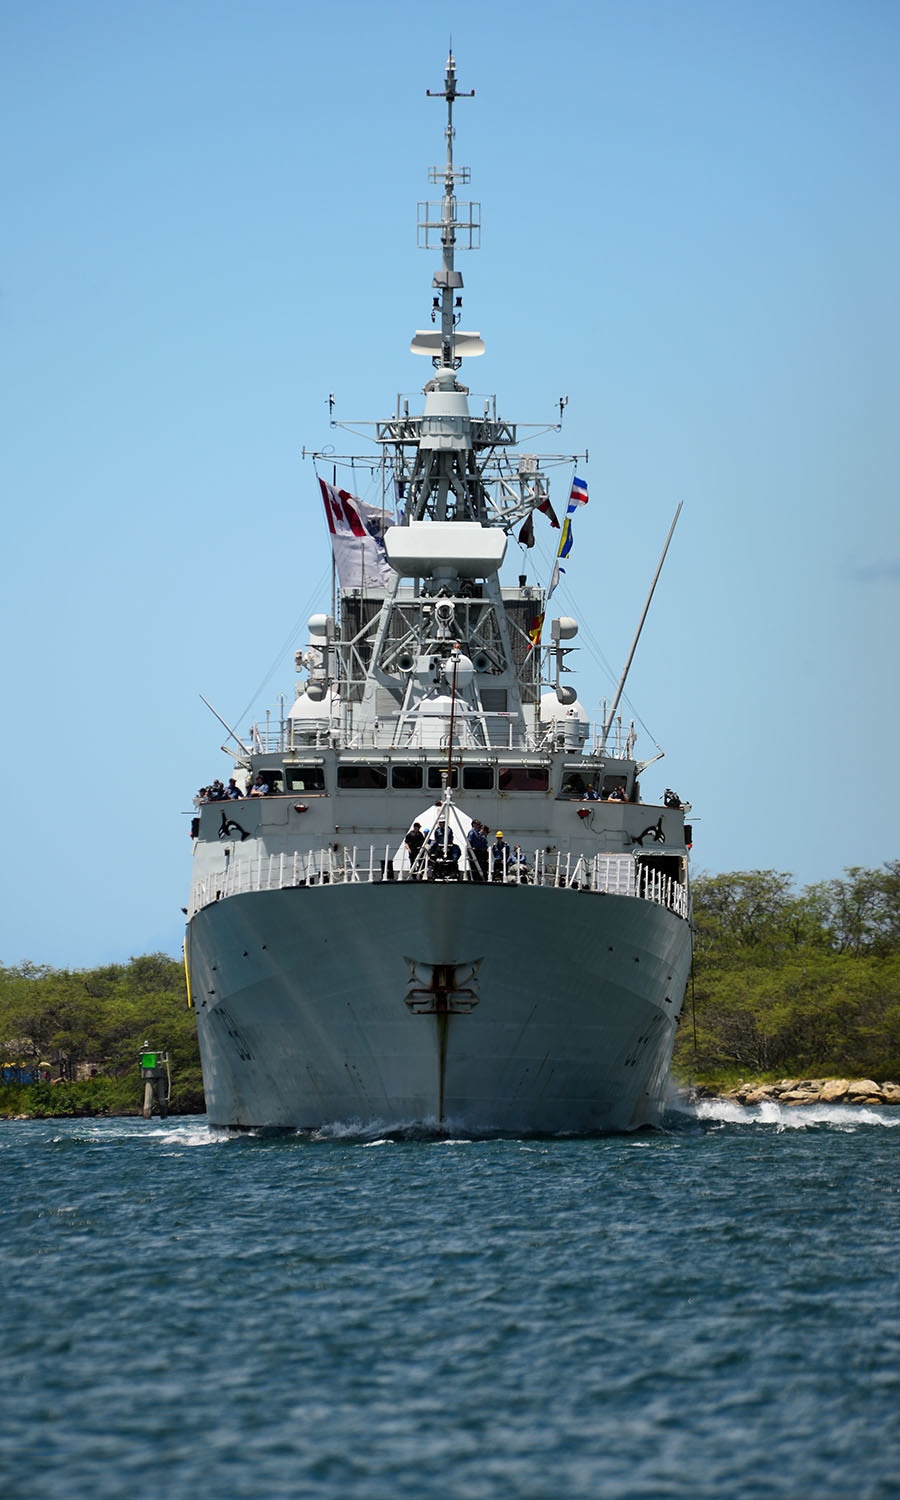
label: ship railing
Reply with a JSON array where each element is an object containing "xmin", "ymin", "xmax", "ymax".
[
  {"xmin": 254, "ymin": 715, "xmax": 639, "ymax": 757},
  {"xmin": 189, "ymin": 849, "xmax": 689, "ymax": 921}
]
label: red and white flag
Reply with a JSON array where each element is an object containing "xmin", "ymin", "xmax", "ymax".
[
  {"xmin": 319, "ymin": 478, "xmax": 392, "ymax": 589},
  {"xmin": 537, "ymin": 494, "xmax": 561, "ymax": 527}
]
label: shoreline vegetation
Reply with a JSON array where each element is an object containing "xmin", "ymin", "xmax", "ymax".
[
  {"xmin": 2, "ymin": 864, "xmax": 898, "ymax": 1121},
  {"xmin": 0, "ymin": 953, "xmax": 204, "ymax": 1121}
]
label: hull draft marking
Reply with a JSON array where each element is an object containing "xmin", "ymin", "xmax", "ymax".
[
  {"xmin": 622, "ymin": 1011, "xmax": 667, "ymax": 1069},
  {"xmin": 213, "ymin": 1005, "xmax": 255, "ymax": 1062}
]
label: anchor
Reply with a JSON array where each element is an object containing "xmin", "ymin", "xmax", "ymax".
[{"xmin": 403, "ymin": 957, "xmax": 483, "ymax": 1014}]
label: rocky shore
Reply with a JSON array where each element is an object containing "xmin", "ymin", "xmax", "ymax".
[{"xmin": 692, "ymin": 1077, "xmax": 900, "ymax": 1107}]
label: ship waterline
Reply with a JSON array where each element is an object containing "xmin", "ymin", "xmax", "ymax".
[{"xmin": 187, "ymin": 881, "xmax": 691, "ymax": 1133}]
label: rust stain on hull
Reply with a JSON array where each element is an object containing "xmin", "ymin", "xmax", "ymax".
[{"xmin": 404, "ymin": 957, "xmax": 483, "ymax": 1125}]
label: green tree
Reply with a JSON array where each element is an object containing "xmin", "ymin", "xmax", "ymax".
[
  {"xmin": 676, "ymin": 863, "xmax": 900, "ymax": 1086},
  {"xmin": 0, "ymin": 953, "xmax": 203, "ymax": 1115},
  {"xmin": 806, "ymin": 861, "xmax": 900, "ymax": 956}
]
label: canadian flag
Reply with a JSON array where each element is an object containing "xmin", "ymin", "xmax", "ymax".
[{"xmin": 319, "ymin": 478, "xmax": 392, "ymax": 589}]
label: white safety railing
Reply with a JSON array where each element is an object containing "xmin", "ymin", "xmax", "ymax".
[
  {"xmin": 189, "ymin": 848, "xmax": 689, "ymax": 922},
  {"xmin": 253, "ymin": 714, "xmax": 637, "ymax": 758}
]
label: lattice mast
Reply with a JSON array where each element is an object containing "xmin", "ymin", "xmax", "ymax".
[{"xmin": 402, "ymin": 53, "xmax": 491, "ymax": 525}]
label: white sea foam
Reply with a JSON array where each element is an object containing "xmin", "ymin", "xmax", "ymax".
[
  {"xmin": 687, "ymin": 1096, "xmax": 900, "ymax": 1130},
  {"xmin": 95, "ymin": 1117, "xmax": 226, "ymax": 1146},
  {"xmin": 312, "ymin": 1115, "xmax": 445, "ymax": 1142},
  {"xmin": 154, "ymin": 1124, "xmax": 229, "ymax": 1147}
]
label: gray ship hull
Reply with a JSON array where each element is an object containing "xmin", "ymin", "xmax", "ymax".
[{"xmin": 186, "ymin": 882, "xmax": 692, "ymax": 1133}]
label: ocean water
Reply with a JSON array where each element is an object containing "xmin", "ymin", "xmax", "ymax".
[{"xmin": 2, "ymin": 1103, "xmax": 898, "ymax": 1500}]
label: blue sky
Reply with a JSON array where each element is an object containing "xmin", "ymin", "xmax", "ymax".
[{"xmin": 2, "ymin": 0, "xmax": 898, "ymax": 968}]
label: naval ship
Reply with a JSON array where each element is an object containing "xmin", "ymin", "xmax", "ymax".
[{"xmin": 185, "ymin": 54, "xmax": 693, "ymax": 1133}]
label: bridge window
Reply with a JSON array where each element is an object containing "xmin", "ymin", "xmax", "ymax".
[
  {"xmin": 498, "ymin": 766, "xmax": 549, "ymax": 792},
  {"xmin": 391, "ymin": 765, "xmax": 424, "ymax": 790},
  {"xmin": 337, "ymin": 764, "xmax": 388, "ymax": 790},
  {"xmin": 256, "ymin": 769, "xmax": 284, "ymax": 794},
  {"xmin": 560, "ymin": 767, "xmax": 597, "ymax": 798},
  {"xmin": 601, "ymin": 775, "xmax": 629, "ymax": 800},
  {"xmin": 285, "ymin": 766, "xmax": 326, "ymax": 793},
  {"xmin": 427, "ymin": 766, "xmax": 459, "ymax": 790},
  {"xmin": 462, "ymin": 765, "xmax": 494, "ymax": 790}
]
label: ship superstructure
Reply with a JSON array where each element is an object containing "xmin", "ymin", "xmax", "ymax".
[{"xmin": 185, "ymin": 54, "xmax": 693, "ymax": 1133}]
